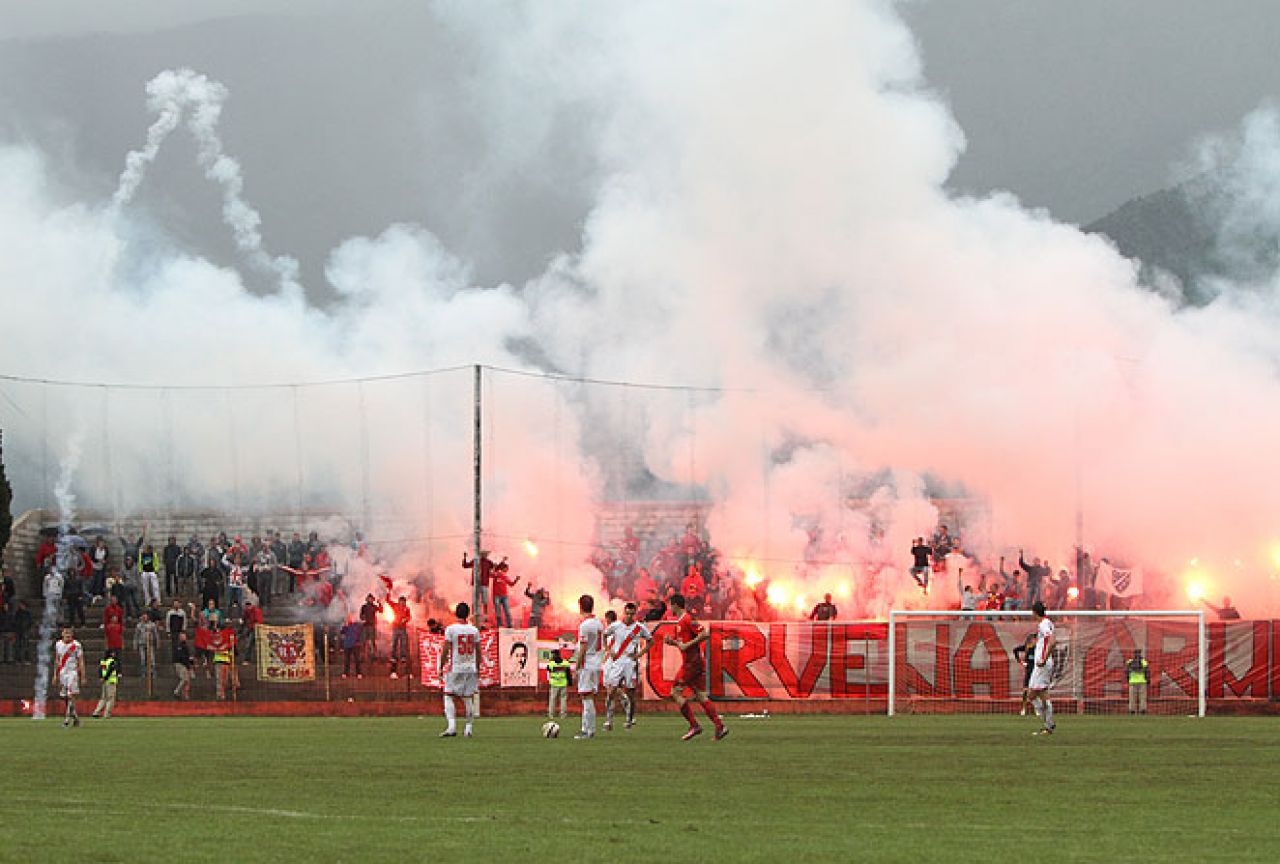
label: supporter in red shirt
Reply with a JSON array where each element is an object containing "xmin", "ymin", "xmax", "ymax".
[
  {"xmin": 680, "ymin": 565, "xmax": 706, "ymax": 614},
  {"xmin": 240, "ymin": 602, "xmax": 264, "ymax": 664},
  {"xmin": 462, "ymin": 550, "xmax": 496, "ymax": 626},
  {"xmin": 102, "ymin": 596, "xmax": 125, "ymax": 629},
  {"xmin": 985, "ymin": 583, "xmax": 1007, "ymax": 612},
  {"xmin": 35, "ymin": 537, "xmax": 57, "ymax": 572},
  {"xmin": 491, "ymin": 561, "xmax": 519, "ymax": 628},
  {"xmin": 104, "ymin": 616, "xmax": 125, "ymax": 652},
  {"xmin": 681, "ymin": 525, "xmax": 701, "ymax": 557}
]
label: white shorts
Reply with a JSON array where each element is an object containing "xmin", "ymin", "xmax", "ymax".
[
  {"xmin": 445, "ymin": 671, "xmax": 479, "ymax": 697},
  {"xmin": 603, "ymin": 658, "xmax": 638, "ymax": 689},
  {"xmin": 59, "ymin": 673, "xmax": 80, "ymax": 697},
  {"xmin": 577, "ymin": 663, "xmax": 602, "ymax": 694},
  {"xmin": 1028, "ymin": 658, "xmax": 1055, "ymax": 691}
]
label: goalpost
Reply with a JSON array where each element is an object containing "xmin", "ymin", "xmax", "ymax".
[{"xmin": 887, "ymin": 609, "xmax": 1206, "ymax": 717}]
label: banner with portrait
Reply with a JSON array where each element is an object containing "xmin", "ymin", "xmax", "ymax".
[{"xmin": 498, "ymin": 628, "xmax": 538, "ymax": 687}]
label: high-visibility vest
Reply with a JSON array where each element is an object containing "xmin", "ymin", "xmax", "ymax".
[
  {"xmin": 100, "ymin": 657, "xmax": 119, "ymax": 685},
  {"xmin": 1127, "ymin": 658, "xmax": 1149, "ymax": 685},
  {"xmin": 547, "ymin": 660, "xmax": 570, "ymax": 688}
]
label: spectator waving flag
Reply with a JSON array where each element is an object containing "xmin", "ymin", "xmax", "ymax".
[{"xmin": 1098, "ymin": 561, "xmax": 1144, "ymax": 598}]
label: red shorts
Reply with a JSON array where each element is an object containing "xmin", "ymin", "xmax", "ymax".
[{"xmin": 673, "ymin": 656, "xmax": 706, "ymax": 693}]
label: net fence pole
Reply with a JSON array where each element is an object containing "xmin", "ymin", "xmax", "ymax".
[
  {"xmin": 1198, "ymin": 611, "xmax": 1206, "ymax": 718},
  {"xmin": 40, "ymin": 384, "xmax": 49, "ymax": 511},
  {"xmin": 101, "ymin": 385, "xmax": 118, "ymax": 523},
  {"xmin": 162, "ymin": 387, "xmax": 177, "ymax": 510},
  {"xmin": 224, "ymin": 389, "xmax": 241, "ymax": 515},
  {"xmin": 887, "ymin": 611, "xmax": 896, "ymax": 716},
  {"xmin": 420, "ymin": 374, "xmax": 434, "ymax": 569},
  {"xmin": 472, "ymin": 365, "xmax": 483, "ymax": 624},
  {"xmin": 291, "ymin": 386, "xmax": 304, "ymax": 522},
  {"xmin": 358, "ymin": 381, "xmax": 371, "ymax": 535}
]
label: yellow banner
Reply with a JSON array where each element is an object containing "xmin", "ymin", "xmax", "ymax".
[{"xmin": 255, "ymin": 624, "xmax": 316, "ymax": 683}]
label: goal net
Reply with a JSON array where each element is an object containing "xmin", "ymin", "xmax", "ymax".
[{"xmin": 888, "ymin": 610, "xmax": 1206, "ymax": 717}]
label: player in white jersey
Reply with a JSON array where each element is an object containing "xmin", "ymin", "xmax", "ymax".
[
  {"xmin": 573, "ymin": 594, "xmax": 605, "ymax": 739},
  {"xmin": 1027, "ymin": 601, "xmax": 1056, "ymax": 736},
  {"xmin": 55, "ymin": 628, "xmax": 86, "ymax": 728},
  {"xmin": 601, "ymin": 610, "xmax": 619, "ymax": 693},
  {"xmin": 439, "ymin": 602, "xmax": 481, "ymax": 738},
  {"xmin": 603, "ymin": 602, "xmax": 652, "ymax": 730}
]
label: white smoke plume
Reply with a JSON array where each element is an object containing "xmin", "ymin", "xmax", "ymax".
[
  {"xmin": 32, "ymin": 435, "xmax": 83, "ymax": 720},
  {"xmin": 111, "ymin": 68, "xmax": 300, "ymax": 294},
  {"xmin": 1, "ymin": 2, "xmax": 1280, "ymax": 620}
]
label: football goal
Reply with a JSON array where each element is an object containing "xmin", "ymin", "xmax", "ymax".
[{"xmin": 887, "ymin": 609, "xmax": 1206, "ymax": 717}]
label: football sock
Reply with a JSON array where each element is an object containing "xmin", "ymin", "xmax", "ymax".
[
  {"xmin": 624, "ymin": 693, "xmax": 634, "ymax": 723},
  {"xmin": 443, "ymin": 695, "xmax": 457, "ymax": 733},
  {"xmin": 679, "ymin": 702, "xmax": 697, "ymax": 728},
  {"xmin": 1043, "ymin": 699, "xmax": 1054, "ymax": 728},
  {"xmin": 605, "ymin": 694, "xmax": 615, "ymax": 723},
  {"xmin": 1032, "ymin": 699, "xmax": 1043, "ymax": 718},
  {"xmin": 583, "ymin": 698, "xmax": 596, "ymax": 734},
  {"xmin": 700, "ymin": 700, "xmax": 723, "ymax": 729},
  {"xmin": 464, "ymin": 697, "xmax": 474, "ymax": 734}
]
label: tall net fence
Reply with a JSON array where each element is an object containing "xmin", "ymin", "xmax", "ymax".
[{"xmin": 0, "ymin": 364, "xmax": 1001, "ymax": 622}]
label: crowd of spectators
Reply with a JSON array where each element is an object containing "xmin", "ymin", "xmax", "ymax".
[{"xmin": 11, "ymin": 522, "xmax": 431, "ymax": 695}]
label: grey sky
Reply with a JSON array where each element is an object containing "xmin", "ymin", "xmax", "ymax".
[
  {"xmin": 1, "ymin": 0, "xmax": 1278, "ymax": 290},
  {"xmin": 903, "ymin": 0, "xmax": 1280, "ymax": 223}
]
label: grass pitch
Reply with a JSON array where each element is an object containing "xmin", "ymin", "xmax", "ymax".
[{"xmin": 1, "ymin": 713, "xmax": 1276, "ymax": 863}]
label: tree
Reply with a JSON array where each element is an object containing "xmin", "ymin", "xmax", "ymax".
[{"xmin": 0, "ymin": 429, "xmax": 12, "ymax": 570}]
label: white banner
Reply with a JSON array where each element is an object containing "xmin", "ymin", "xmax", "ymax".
[
  {"xmin": 499, "ymin": 628, "xmax": 538, "ymax": 687},
  {"xmin": 1098, "ymin": 561, "xmax": 1144, "ymax": 598}
]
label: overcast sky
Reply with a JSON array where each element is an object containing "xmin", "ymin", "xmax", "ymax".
[{"xmin": 2, "ymin": 0, "xmax": 1279, "ymax": 288}]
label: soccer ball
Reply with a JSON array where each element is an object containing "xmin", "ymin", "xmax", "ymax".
[{"xmin": 541, "ymin": 720, "xmax": 560, "ymax": 738}]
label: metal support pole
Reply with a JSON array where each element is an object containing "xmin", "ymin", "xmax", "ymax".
[
  {"xmin": 291, "ymin": 386, "xmax": 304, "ymax": 522},
  {"xmin": 887, "ymin": 611, "xmax": 896, "ymax": 717},
  {"xmin": 358, "ymin": 382, "xmax": 371, "ymax": 535},
  {"xmin": 1197, "ymin": 611, "xmax": 1206, "ymax": 718},
  {"xmin": 473, "ymin": 365, "xmax": 483, "ymax": 624}
]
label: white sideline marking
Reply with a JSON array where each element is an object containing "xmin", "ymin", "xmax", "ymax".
[{"xmin": 4, "ymin": 796, "xmax": 421, "ymax": 822}]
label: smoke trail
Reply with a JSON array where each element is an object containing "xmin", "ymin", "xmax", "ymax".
[
  {"xmin": 32, "ymin": 434, "xmax": 83, "ymax": 721},
  {"xmin": 110, "ymin": 68, "xmax": 300, "ymax": 293}
]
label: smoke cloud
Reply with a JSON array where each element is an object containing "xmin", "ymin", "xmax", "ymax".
[{"xmin": 2, "ymin": 2, "xmax": 1280, "ymax": 617}]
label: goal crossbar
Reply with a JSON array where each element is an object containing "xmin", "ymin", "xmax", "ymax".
[{"xmin": 887, "ymin": 609, "xmax": 1206, "ymax": 717}]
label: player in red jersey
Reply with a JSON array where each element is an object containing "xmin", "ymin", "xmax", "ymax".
[{"xmin": 664, "ymin": 593, "xmax": 728, "ymax": 741}]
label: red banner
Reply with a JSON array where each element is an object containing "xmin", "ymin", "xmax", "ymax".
[
  {"xmin": 642, "ymin": 621, "xmax": 889, "ymax": 700},
  {"xmin": 418, "ymin": 629, "xmax": 499, "ymax": 689},
  {"xmin": 626, "ymin": 618, "xmax": 1280, "ymax": 702}
]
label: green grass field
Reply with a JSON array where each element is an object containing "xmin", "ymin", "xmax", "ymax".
[{"xmin": 1, "ymin": 713, "xmax": 1276, "ymax": 863}]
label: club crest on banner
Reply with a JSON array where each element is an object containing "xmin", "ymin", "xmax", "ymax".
[
  {"xmin": 1098, "ymin": 561, "xmax": 1143, "ymax": 598},
  {"xmin": 256, "ymin": 624, "xmax": 316, "ymax": 682}
]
